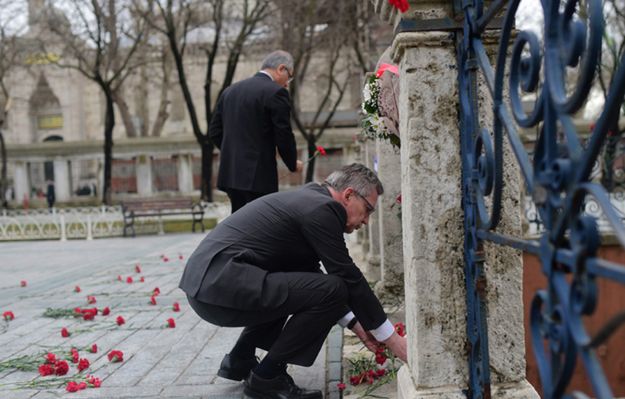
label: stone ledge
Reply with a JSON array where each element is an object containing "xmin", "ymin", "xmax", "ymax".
[
  {"xmin": 397, "ymin": 366, "xmax": 465, "ymax": 399},
  {"xmin": 391, "ymin": 31, "xmax": 456, "ymax": 62}
]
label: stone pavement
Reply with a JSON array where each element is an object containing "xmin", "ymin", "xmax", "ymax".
[{"xmin": 0, "ymin": 233, "xmax": 332, "ymax": 399}]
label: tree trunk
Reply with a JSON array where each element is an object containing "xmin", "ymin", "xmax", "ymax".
[
  {"xmin": 102, "ymin": 87, "xmax": 116, "ymax": 205},
  {"xmin": 113, "ymin": 88, "xmax": 137, "ymax": 138},
  {"xmin": 601, "ymin": 119, "xmax": 621, "ymax": 191},
  {"xmin": 201, "ymin": 138, "xmax": 214, "ymax": 202},
  {"xmin": 151, "ymin": 48, "xmax": 172, "ymax": 137},
  {"xmin": 305, "ymin": 138, "xmax": 316, "ymax": 183},
  {"xmin": 0, "ymin": 131, "xmax": 7, "ymax": 208}
]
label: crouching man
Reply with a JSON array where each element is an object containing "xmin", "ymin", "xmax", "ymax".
[{"xmin": 180, "ymin": 163, "xmax": 407, "ymax": 399}]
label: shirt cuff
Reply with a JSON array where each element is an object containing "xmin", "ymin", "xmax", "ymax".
[
  {"xmin": 337, "ymin": 311, "xmax": 355, "ymax": 328},
  {"xmin": 370, "ymin": 319, "xmax": 394, "ymax": 341}
]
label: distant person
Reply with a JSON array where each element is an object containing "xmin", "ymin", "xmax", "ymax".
[
  {"xmin": 209, "ymin": 50, "xmax": 303, "ymax": 213},
  {"xmin": 46, "ymin": 181, "xmax": 55, "ymax": 210}
]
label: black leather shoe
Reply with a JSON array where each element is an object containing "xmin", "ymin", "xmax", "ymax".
[
  {"xmin": 217, "ymin": 353, "xmax": 259, "ymax": 381},
  {"xmin": 244, "ymin": 371, "xmax": 323, "ymax": 399}
]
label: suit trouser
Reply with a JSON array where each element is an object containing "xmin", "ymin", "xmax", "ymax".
[
  {"xmin": 226, "ymin": 189, "xmax": 265, "ymax": 213},
  {"xmin": 187, "ymin": 272, "xmax": 348, "ymax": 366}
]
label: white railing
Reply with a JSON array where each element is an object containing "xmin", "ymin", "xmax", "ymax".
[
  {"xmin": 0, "ymin": 202, "xmax": 229, "ymax": 241},
  {"xmin": 524, "ymin": 193, "xmax": 625, "ymax": 237}
]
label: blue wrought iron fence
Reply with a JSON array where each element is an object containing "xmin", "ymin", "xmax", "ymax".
[{"xmin": 455, "ymin": 0, "xmax": 625, "ymax": 397}]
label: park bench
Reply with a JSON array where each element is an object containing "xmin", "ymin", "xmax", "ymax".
[{"xmin": 121, "ymin": 197, "xmax": 205, "ymax": 237}]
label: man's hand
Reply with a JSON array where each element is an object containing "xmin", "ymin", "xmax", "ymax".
[
  {"xmin": 295, "ymin": 160, "xmax": 304, "ymax": 173},
  {"xmin": 351, "ymin": 321, "xmax": 382, "ymax": 353},
  {"xmin": 383, "ymin": 332, "xmax": 407, "ymax": 362}
]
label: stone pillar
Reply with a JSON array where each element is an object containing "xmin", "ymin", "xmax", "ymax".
[
  {"xmin": 53, "ymin": 159, "xmax": 71, "ymax": 202},
  {"xmin": 374, "ymin": 137, "xmax": 403, "ymax": 298},
  {"xmin": 368, "ymin": 0, "xmax": 538, "ymax": 397},
  {"xmin": 136, "ymin": 155, "xmax": 153, "ymax": 196},
  {"xmin": 13, "ymin": 161, "xmax": 30, "ymax": 203},
  {"xmin": 177, "ymin": 154, "xmax": 194, "ymax": 194},
  {"xmin": 364, "ymin": 140, "xmax": 381, "ymax": 281}
]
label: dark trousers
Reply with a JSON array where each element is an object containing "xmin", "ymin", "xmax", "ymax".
[
  {"xmin": 187, "ymin": 272, "xmax": 348, "ymax": 366},
  {"xmin": 226, "ymin": 189, "xmax": 265, "ymax": 213}
]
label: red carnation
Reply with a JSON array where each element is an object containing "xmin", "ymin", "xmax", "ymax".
[
  {"xmin": 71, "ymin": 350, "xmax": 79, "ymax": 363},
  {"xmin": 163, "ymin": 257, "xmax": 169, "ymax": 262},
  {"xmin": 77, "ymin": 358, "xmax": 90, "ymax": 372},
  {"xmin": 54, "ymin": 360, "xmax": 69, "ymax": 375},
  {"xmin": 316, "ymin": 145, "xmax": 327, "ymax": 156},
  {"xmin": 126, "ymin": 276, "xmax": 133, "ymax": 284},
  {"xmin": 375, "ymin": 353, "xmax": 387, "ymax": 365},
  {"xmin": 149, "ymin": 296, "xmax": 157, "ymax": 305},
  {"xmin": 376, "ymin": 368, "xmax": 386, "ymax": 377},
  {"xmin": 45, "ymin": 353, "xmax": 57, "ymax": 364},
  {"xmin": 388, "ymin": 0, "xmax": 409, "ymax": 12},
  {"xmin": 61, "ymin": 327, "xmax": 70, "ymax": 338},
  {"xmin": 178, "ymin": 255, "xmax": 184, "ymax": 260},
  {"xmin": 337, "ymin": 382, "xmax": 346, "ymax": 391},
  {"xmin": 107, "ymin": 350, "xmax": 124, "ymax": 362},
  {"xmin": 140, "ymin": 276, "xmax": 145, "ymax": 282},
  {"xmin": 116, "ymin": 315, "xmax": 125, "ymax": 326},
  {"xmin": 87, "ymin": 375, "xmax": 102, "ymax": 387},
  {"xmin": 166, "ymin": 318, "xmax": 176, "ymax": 328},
  {"xmin": 396, "ymin": 194, "xmax": 402, "ymax": 205},
  {"xmin": 349, "ymin": 374, "xmax": 361, "ymax": 385},
  {"xmin": 89, "ymin": 344, "xmax": 98, "ymax": 353},
  {"xmin": 74, "ymin": 285, "xmax": 81, "ymax": 293},
  {"xmin": 66, "ymin": 381, "xmax": 79, "ymax": 392},
  {"xmin": 117, "ymin": 275, "xmax": 122, "ymax": 281},
  {"xmin": 172, "ymin": 302, "xmax": 180, "ymax": 312},
  {"xmin": 102, "ymin": 307, "xmax": 110, "ymax": 316},
  {"xmin": 3, "ymin": 311, "xmax": 14, "ymax": 321},
  {"xmin": 82, "ymin": 309, "xmax": 96, "ymax": 321},
  {"xmin": 135, "ymin": 264, "xmax": 141, "ymax": 273},
  {"xmin": 394, "ymin": 321, "xmax": 406, "ymax": 337},
  {"xmin": 38, "ymin": 363, "xmax": 54, "ymax": 376},
  {"xmin": 153, "ymin": 287, "xmax": 160, "ymax": 296},
  {"xmin": 87, "ymin": 295, "xmax": 96, "ymax": 304},
  {"xmin": 20, "ymin": 280, "xmax": 27, "ymax": 287}
]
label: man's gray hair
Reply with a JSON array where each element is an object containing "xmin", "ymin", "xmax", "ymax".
[
  {"xmin": 325, "ymin": 163, "xmax": 384, "ymax": 196},
  {"xmin": 261, "ymin": 50, "xmax": 294, "ymax": 71}
]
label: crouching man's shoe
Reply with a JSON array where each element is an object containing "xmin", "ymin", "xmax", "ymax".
[
  {"xmin": 244, "ymin": 371, "xmax": 323, "ymax": 399},
  {"xmin": 217, "ymin": 353, "xmax": 259, "ymax": 381}
]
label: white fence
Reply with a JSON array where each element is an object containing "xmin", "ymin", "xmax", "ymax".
[{"xmin": 0, "ymin": 203, "xmax": 229, "ymax": 241}]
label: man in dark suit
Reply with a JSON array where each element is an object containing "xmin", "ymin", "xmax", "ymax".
[
  {"xmin": 180, "ymin": 164, "xmax": 407, "ymax": 399},
  {"xmin": 209, "ymin": 50, "xmax": 303, "ymax": 213}
]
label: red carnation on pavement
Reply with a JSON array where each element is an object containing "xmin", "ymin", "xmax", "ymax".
[
  {"xmin": 126, "ymin": 276, "xmax": 133, "ymax": 284},
  {"xmin": 20, "ymin": 280, "xmax": 27, "ymax": 287},
  {"xmin": 376, "ymin": 369, "xmax": 386, "ymax": 377},
  {"xmin": 54, "ymin": 359, "xmax": 69, "ymax": 375},
  {"xmin": 87, "ymin": 375, "xmax": 102, "ymax": 387},
  {"xmin": 117, "ymin": 275, "xmax": 122, "ymax": 281},
  {"xmin": 77, "ymin": 358, "xmax": 90, "ymax": 372},
  {"xmin": 89, "ymin": 344, "xmax": 98, "ymax": 353},
  {"xmin": 135, "ymin": 264, "xmax": 141, "ymax": 273},
  {"xmin": 82, "ymin": 309, "xmax": 96, "ymax": 321},
  {"xmin": 3, "ymin": 311, "xmax": 15, "ymax": 321},
  {"xmin": 61, "ymin": 327, "xmax": 70, "ymax": 338},
  {"xmin": 396, "ymin": 194, "xmax": 402, "ymax": 205},
  {"xmin": 172, "ymin": 302, "xmax": 180, "ymax": 312},
  {"xmin": 45, "ymin": 353, "xmax": 57, "ymax": 364},
  {"xmin": 107, "ymin": 350, "xmax": 124, "ymax": 363},
  {"xmin": 153, "ymin": 287, "xmax": 160, "ymax": 296},
  {"xmin": 116, "ymin": 315, "xmax": 125, "ymax": 326},
  {"xmin": 166, "ymin": 318, "xmax": 176, "ymax": 328},
  {"xmin": 337, "ymin": 382, "xmax": 346, "ymax": 391},
  {"xmin": 71, "ymin": 350, "xmax": 79, "ymax": 363},
  {"xmin": 163, "ymin": 256, "xmax": 169, "ymax": 262},
  {"xmin": 316, "ymin": 145, "xmax": 327, "ymax": 156},
  {"xmin": 149, "ymin": 296, "xmax": 157, "ymax": 305},
  {"xmin": 178, "ymin": 254, "xmax": 184, "ymax": 260},
  {"xmin": 74, "ymin": 285, "xmax": 81, "ymax": 293},
  {"xmin": 66, "ymin": 381, "xmax": 78, "ymax": 392},
  {"xmin": 38, "ymin": 363, "xmax": 54, "ymax": 376},
  {"xmin": 102, "ymin": 307, "xmax": 110, "ymax": 316},
  {"xmin": 140, "ymin": 276, "xmax": 145, "ymax": 282},
  {"xmin": 87, "ymin": 295, "xmax": 96, "ymax": 304},
  {"xmin": 349, "ymin": 375, "xmax": 361, "ymax": 385}
]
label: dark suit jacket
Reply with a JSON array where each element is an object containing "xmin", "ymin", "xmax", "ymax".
[
  {"xmin": 209, "ymin": 72, "xmax": 298, "ymax": 194},
  {"xmin": 179, "ymin": 183, "xmax": 387, "ymax": 331}
]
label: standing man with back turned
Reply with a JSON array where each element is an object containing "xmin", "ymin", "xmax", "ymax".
[
  {"xmin": 180, "ymin": 163, "xmax": 407, "ymax": 399},
  {"xmin": 209, "ymin": 50, "xmax": 303, "ymax": 213}
]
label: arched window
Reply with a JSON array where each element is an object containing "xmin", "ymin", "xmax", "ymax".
[{"xmin": 29, "ymin": 74, "xmax": 63, "ymax": 137}]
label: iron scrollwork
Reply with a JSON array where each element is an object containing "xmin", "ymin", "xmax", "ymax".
[{"xmin": 458, "ymin": 0, "xmax": 625, "ymax": 397}]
